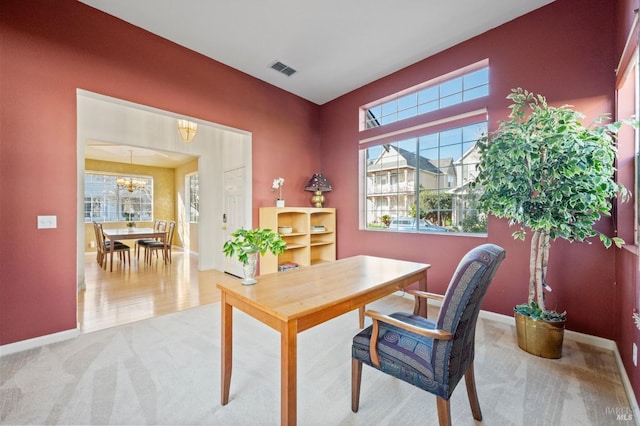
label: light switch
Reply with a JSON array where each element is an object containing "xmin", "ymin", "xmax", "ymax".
[{"xmin": 37, "ymin": 215, "xmax": 57, "ymax": 229}]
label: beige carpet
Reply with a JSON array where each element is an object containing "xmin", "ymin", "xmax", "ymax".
[{"xmin": 0, "ymin": 294, "xmax": 634, "ymax": 425}]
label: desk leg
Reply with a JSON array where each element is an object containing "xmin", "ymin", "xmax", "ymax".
[
  {"xmin": 418, "ymin": 270, "xmax": 427, "ymax": 317},
  {"xmin": 358, "ymin": 306, "xmax": 365, "ymax": 329},
  {"xmin": 281, "ymin": 320, "xmax": 297, "ymax": 426},
  {"xmin": 221, "ymin": 293, "xmax": 233, "ymax": 405}
]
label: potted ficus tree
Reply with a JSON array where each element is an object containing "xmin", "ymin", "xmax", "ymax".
[
  {"xmin": 473, "ymin": 88, "xmax": 634, "ymax": 358},
  {"xmin": 222, "ymin": 228, "xmax": 287, "ymax": 285}
]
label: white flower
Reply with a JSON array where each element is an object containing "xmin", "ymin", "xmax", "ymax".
[
  {"xmin": 272, "ymin": 177, "xmax": 284, "ymax": 189},
  {"xmin": 272, "ymin": 177, "xmax": 285, "ymax": 199}
]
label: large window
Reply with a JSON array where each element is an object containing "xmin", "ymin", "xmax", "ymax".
[
  {"xmin": 615, "ymin": 28, "xmax": 639, "ymax": 244},
  {"xmin": 187, "ymin": 173, "xmax": 199, "ymax": 223},
  {"xmin": 362, "ymin": 122, "xmax": 487, "ymax": 233},
  {"xmin": 364, "ymin": 67, "xmax": 488, "ymax": 128},
  {"xmin": 630, "ymin": 53, "xmax": 640, "ymax": 245},
  {"xmin": 84, "ymin": 172, "xmax": 153, "ymax": 223},
  {"xmin": 360, "ymin": 63, "xmax": 489, "ymax": 234}
]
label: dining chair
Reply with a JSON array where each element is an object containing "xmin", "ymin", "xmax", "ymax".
[
  {"xmin": 94, "ymin": 222, "xmax": 131, "ymax": 270},
  {"xmin": 92, "ymin": 221, "xmax": 127, "ymax": 267},
  {"xmin": 136, "ymin": 220, "xmax": 166, "ymax": 260},
  {"xmin": 92, "ymin": 222, "xmax": 104, "ymax": 266},
  {"xmin": 144, "ymin": 220, "xmax": 175, "ymax": 264},
  {"xmin": 351, "ymin": 244, "xmax": 506, "ymax": 426}
]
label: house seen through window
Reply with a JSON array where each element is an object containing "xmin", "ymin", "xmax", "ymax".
[{"xmin": 360, "ymin": 63, "xmax": 489, "ymax": 234}]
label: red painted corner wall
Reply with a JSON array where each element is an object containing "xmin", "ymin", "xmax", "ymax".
[
  {"xmin": 0, "ymin": 0, "xmax": 321, "ymax": 345},
  {"xmin": 320, "ymin": 0, "xmax": 622, "ymax": 339},
  {"xmin": 2, "ymin": 1, "xmax": 638, "ymax": 402}
]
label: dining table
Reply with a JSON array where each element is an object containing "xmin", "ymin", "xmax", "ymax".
[
  {"xmin": 217, "ymin": 255, "xmax": 430, "ymax": 426},
  {"xmin": 101, "ymin": 227, "xmax": 167, "ymax": 271}
]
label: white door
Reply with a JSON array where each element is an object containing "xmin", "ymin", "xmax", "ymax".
[{"xmin": 223, "ymin": 167, "xmax": 247, "ymax": 277}]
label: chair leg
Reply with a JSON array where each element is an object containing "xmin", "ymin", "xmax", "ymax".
[
  {"xmin": 464, "ymin": 361, "xmax": 483, "ymax": 421},
  {"xmin": 351, "ymin": 358, "xmax": 362, "ymax": 412},
  {"xmin": 436, "ymin": 397, "xmax": 451, "ymax": 426}
]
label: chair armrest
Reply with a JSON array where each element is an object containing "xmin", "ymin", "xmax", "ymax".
[
  {"xmin": 365, "ymin": 310, "xmax": 452, "ymax": 340},
  {"xmin": 407, "ymin": 289, "xmax": 445, "ymax": 302},
  {"xmin": 406, "ymin": 289, "xmax": 445, "ymax": 317},
  {"xmin": 365, "ymin": 309, "xmax": 452, "ymax": 368}
]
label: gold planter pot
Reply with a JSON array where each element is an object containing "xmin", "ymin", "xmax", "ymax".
[{"xmin": 514, "ymin": 311, "xmax": 565, "ymax": 359}]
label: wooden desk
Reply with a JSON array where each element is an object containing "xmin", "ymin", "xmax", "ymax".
[
  {"xmin": 102, "ymin": 227, "xmax": 167, "ymax": 271},
  {"xmin": 217, "ymin": 255, "xmax": 430, "ymax": 426}
]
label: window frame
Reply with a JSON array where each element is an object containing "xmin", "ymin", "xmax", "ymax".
[
  {"xmin": 358, "ymin": 62, "xmax": 490, "ymax": 235},
  {"xmin": 361, "ymin": 61, "xmax": 489, "ymax": 130},
  {"xmin": 186, "ymin": 172, "xmax": 199, "ymax": 224},
  {"xmin": 84, "ymin": 171, "xmax": 154, "ymax": 223},
  {"xmin": 360, "ymin": 119, "xmax": 488, "ymax": 235}
]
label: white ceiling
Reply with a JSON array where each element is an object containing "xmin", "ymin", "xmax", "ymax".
[
  {"xmin": 85, "ymin": 141, "xmax": 195, "ymax": 168},
  {"xmin": 79, "ymin": 0, "xmax": 554, "ymax": 105}
]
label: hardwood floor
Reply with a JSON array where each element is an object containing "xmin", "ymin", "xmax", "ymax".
[{"xmin": 78, "ymin": 249, "xmax": 230, "ymax": 333}]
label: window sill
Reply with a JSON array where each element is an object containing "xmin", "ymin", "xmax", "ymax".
[{"xmin": 622, "ymin": 244, "xmax": 639, "ymax": 256}]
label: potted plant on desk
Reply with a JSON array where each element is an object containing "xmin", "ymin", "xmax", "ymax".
[
  {"xmin": 472, "ymin": 88, "xmax": 634, "ymax": 358},
  {"xmin": 223, "ymin": 228, "xmax": 287, "ymax": 285}
]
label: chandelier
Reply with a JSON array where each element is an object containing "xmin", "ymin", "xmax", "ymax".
[
  {"xmin": 177, "ymin": 119, "xmax": 198, "ymax": 142},
  {"xmin": 116, "ymin": 150, "xmax": 146, "ymax": 192}
]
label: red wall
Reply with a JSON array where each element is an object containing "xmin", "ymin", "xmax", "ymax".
[
  {"xmin": 2, "ymin": 1, "xmax": 639, "ymax": 403},
  {"xmin": 321, "ymin": 0, "xmax": 623, "ymax": 338},
  {"xmin": 0, "ymin": 0, "xmax": 321, "ymax": 345}
]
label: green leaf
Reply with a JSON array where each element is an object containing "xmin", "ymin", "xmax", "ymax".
[
  {"xmin": 612, "ymin": 237, "xmax": 625, "ymax": 249},
  {"xmin": 222, "ymin": 228, "xmax": 287, "ymax": 265},
  {"xmin": 474, "ymin": 88, "xmax": 633, "ymax": 312}
]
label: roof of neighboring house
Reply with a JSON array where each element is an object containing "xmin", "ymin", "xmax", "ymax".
[{"xmin": 388, "ymin": 145, "xmax": 443, "ymax": 175}]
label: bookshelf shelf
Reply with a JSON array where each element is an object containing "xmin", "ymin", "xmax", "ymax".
[{"xmin": 259, "ymin": 207, "xmax": 336, "ymax": 275}]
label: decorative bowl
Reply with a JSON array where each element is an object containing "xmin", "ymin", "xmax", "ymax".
[{"xmin": 278, "ymin": 226, "xmax": 293, "ymax": 234}]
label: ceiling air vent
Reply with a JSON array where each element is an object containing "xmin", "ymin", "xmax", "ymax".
[{"xmin": 271, "ymin": 61, "xmax": 297, "ymax": 77}]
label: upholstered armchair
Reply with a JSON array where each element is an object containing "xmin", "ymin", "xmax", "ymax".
[{"xmin": 352, "ymin": 244, "xmax": 506, "ymax": 425}]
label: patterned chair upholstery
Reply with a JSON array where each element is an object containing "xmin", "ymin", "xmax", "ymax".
[{"xmin": 351, "ymin": 244, "xmax": 506, "ymax": 426}]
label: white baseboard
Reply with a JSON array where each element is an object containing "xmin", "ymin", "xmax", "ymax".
[
  {"xmin": 0, "ymin": 327, "xmax": 80, "ymax": 357},
  {"xmin": 611, "ymin": 344, "xmax": 640, "ymax": 425},
  {"xmin": 482, "ymin": 309, "xmax": 639, "ymax": 425}
]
